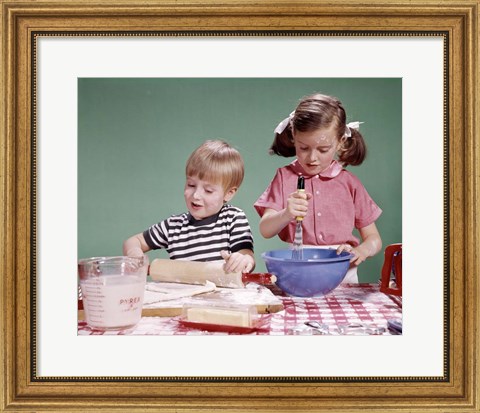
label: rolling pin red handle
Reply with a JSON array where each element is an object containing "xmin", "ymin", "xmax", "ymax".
[{"xmin": 241, "ymin": 272, "xmax": 277, "ymax": 285}]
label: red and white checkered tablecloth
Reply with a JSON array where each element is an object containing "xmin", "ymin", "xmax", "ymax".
[{"xmin": 78, "ymin": 283, "xmax": 402, "ymax": 336}]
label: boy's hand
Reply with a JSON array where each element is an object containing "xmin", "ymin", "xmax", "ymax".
[
  {"xmin": 125, "ymin": 247, "xmax": 144, "ymax": 258},
  {"xmin": 220, "ymin": 250, "xmax": 254, "ymax": 273}
]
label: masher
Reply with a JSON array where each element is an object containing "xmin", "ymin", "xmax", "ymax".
[{"xmin": 292, "ymin": 175, "xmax": 305, "ymax": 260}]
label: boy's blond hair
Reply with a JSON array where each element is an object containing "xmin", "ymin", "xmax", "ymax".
[{"xmin": 185, "ymin": 140, "xmax": 244, "ymax": 192}]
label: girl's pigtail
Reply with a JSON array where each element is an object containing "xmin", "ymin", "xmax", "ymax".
[
  {"xmin": 338, "ymin": 128, "xmax": 367, "ymax": 166},
  {"xmin": 269, "ymin": 124, "xmax": 296, "ymax": 157}
]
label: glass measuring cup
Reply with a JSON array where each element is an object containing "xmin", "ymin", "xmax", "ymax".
[{"xmin": 78, "ymin": 256, "xmax": 148, "ymax": 331}]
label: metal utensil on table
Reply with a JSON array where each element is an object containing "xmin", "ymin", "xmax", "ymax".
[
  {"xmin": 292, "ymin": 176, "xmax": 305, "ymax": 260},
  {"xmin": 335, "ymin": 323, "xmax": 386, "ymax": 335},
  {"xmin": 304, "ymin": 320, "xmax": 330, "ymax": 335},
  {"xmin": 288, "ymin": 321, "xmax": 329, "ymax": 335}
]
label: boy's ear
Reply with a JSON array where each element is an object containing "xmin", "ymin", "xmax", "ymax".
[{"xmin": 224, "ymin": 187, "xmax": 238, "ymax": 202}]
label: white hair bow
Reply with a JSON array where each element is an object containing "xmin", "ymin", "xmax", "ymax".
[
  {"xmin": 275, "ymin": 114, "xmax": 364, "ymax": 138},
  {"xmin": 274, "ymin": 111, "xmax": 295, "ymax": 135},
  {"xmin": 344, "ymin": 121, "xmax": 364, "ymax": 138}
]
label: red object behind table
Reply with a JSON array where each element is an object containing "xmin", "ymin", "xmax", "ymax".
[{"xmin": 380, "ymin": 243, "xmax": 402, "ymax": 296}]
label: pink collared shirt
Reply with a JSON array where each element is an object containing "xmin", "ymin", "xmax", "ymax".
[{"xmin": 254, "ymin": 160, "xmax": 382, "ymax": 247}]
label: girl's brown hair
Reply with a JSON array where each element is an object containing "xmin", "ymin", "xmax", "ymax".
[
  {"xmin": 186, "ymin": 140, "xmax": 244, "ymax": 192},
  {"xmin": 269, "ymin": 93, "xmax": 367, "ymax": 166}
]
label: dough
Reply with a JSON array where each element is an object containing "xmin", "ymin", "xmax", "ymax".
[{"xmin": 143, "ymin": 281, "xmax": 216, "ymax": 304}]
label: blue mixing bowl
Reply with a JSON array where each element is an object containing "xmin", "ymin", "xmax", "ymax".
[{"xmin": 261, "ymin": 248, "xmax": 354, "ymax": 297}]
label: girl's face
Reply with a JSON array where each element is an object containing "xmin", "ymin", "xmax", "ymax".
[
  {"xmin": 293, "ymin": 125, "xmax": 341, "ymax": 175},
  {"xmin": 184, "ymin": 175, "xmax": 236, "ymax": 220}
]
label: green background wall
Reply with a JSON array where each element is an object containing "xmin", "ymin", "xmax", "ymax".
[{"xmin": 78, "ymin": 78, "xmax": 401, "ymax": 282}]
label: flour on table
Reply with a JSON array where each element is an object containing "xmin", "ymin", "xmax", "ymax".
[
  {"xmin": 143, "ymin": 281, "xmax": 216, "ymax": 304},
  {"xmin": 143, "ymin": 281, "xmax": 282, "ymax": 309}
]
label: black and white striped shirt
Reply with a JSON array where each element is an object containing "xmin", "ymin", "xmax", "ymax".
[{"xmin": 143, "ymin": 204, "xmax": 254, "ymax": 262}]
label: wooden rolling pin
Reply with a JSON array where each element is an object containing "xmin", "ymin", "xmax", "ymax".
[{"xmin": 148, "ymin": 259, "xmax": 276, "ymax": 288}]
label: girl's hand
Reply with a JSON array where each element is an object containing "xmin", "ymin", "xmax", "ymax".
[
  {"xmin": 337, "ymin": 244, "xmax": 369, "ymax": 266},
  {"xmin": 336, "ymin": 223, "xmax": 382, "ymax": 267},
  {"xmin": 220, "ymin": 250, "xmax": 255, "ymax": 273},
  {"xmin": 286, "ymin": 191, "xmax": 311, "ymax": 220}
]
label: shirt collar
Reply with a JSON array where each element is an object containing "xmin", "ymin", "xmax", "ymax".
[
  {"xmin": 288, "ymin": 159, "xmax": 344, "ymax": 179},
  {"xmin": 187, "ymin": 205, "xmax": 224, "ymax": 226}
]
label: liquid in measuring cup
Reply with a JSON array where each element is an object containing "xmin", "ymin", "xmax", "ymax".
[{"xmin": 80, "ymin": 275, "xmax": 145, "ymax": 331}]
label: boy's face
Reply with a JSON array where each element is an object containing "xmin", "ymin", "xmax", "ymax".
[{"xmin": 184, "ymin": 175, "xmax": 236, "ymax": 220}]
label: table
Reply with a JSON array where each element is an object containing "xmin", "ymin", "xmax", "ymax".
[{"xmin": 78, "ymin": 283, "xmax": 402, "ymax": 336}]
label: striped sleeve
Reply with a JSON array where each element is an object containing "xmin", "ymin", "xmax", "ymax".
[
  {"xmin": 227, "ymin": 208, "xmax": 254, "ymax": 253},
  {"xmin": 143, "ymin": 218, "xmax": 170, "ymax": 250}
]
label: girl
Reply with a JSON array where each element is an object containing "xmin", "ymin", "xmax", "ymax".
[{"xmin": 254, "ymin": 93, "xmax": 382, "ymax": 282}]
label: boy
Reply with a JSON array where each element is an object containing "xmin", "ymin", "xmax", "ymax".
[{"xmin": 123, "ymin": 140, "xmax": 255, "ymax": 273}]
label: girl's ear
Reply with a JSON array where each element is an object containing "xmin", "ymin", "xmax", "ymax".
[{"xmin": 224, "ymin": 187, "xmax": 238, "ymax": 203}]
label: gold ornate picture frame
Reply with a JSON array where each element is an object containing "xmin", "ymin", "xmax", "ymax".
[{"xmin": 1, "ymin": 1, "xmax": 478, "ymax": 412}]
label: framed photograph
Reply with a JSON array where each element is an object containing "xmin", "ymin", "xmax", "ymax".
[{"xmin": 1, "ymin": 0, "xmax": 478, "ymax": 412}]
